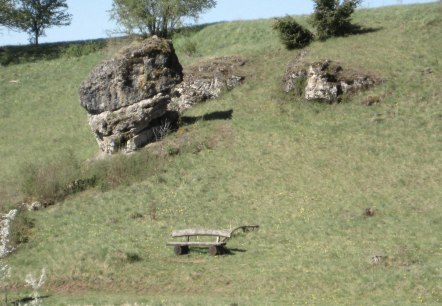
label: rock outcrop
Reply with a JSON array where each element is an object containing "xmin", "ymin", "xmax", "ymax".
[
  {"xmin": 0, "ymin": 209, "xmax": 17, "ymax": 257},
  {"xmin": 170, "ymin": 56, "xmax": 245, "ymax": 112},
  {"xmin": 284, "ymin": 57, "xmax": 381, "ymax": 102},
  {"xmin": 80, "ymin": 36, "xmax": 183, "ymax": 154}
]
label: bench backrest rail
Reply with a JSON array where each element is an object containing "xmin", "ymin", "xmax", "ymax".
[{"xmin": 172, "ymin": 229, "xmax": 232, "ymax": 238}]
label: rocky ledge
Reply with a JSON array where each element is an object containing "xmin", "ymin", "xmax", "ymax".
[
  {"xmin": 170, "ymin": 56, "xmax": 246, "ymax": 112},
  {"xmin": 284, "ymin": 55, "xmax": 382, "ymax": 102}
]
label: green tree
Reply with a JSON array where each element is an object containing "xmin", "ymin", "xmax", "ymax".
[
  {"xmin": 0, "ymin": 0, "xmax": 16, "ymax": 29},
  {"xmin": 5, "ymin": 0, "xmax": 72, "ymax": 45},
  {"xmin": 311, "ymin": 0, "xmax": 361, "ymax": 40},
  {"xmin": 273, "ymin": 16, "xmax": 314, "ymax": 50},
  {"xmin": 111, "ymin": 0, "xmax": 216, "ymax": 38}
]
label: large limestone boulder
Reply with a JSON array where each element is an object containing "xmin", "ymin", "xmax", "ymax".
[
  {"xmin": 80, "ymin": 37, "xmax": 183, "ymax": 154},
  {"xmin": 284, "ymin": 57, "xmax": 381, "ymax": 103},
  {"xmin": 170, "ymin": 56, "xmax": 245, "ymax": 112}
]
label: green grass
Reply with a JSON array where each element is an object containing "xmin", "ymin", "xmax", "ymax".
[
  {"xmin": 0, "ymin": 39, "xmax": 106, "ymax": 66},
  {"xmin": 1, "ymin": 3, "xmax": 441, "ymax": 305},
  {"xmin": 0, "ymin": 54, "xmax": 102, "ymax": 208}
]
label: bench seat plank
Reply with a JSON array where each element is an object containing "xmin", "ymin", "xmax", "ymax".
[
  {"xmin": 172, "ymin": 228, "xmax": 232, "ymax": 238},
  {"xmin": 166, "ymin": 241, "xmax": 226, "ymax": 247}
]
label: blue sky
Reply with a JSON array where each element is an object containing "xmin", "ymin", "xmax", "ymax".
[{"xmin": 0, "ymin": 0, "xmax": 436, "ymax": 46}]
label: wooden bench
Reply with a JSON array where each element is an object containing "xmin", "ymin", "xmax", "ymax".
[{"xmin": 167, "ymin": 225, "xmax": 259, "ymax": 256}]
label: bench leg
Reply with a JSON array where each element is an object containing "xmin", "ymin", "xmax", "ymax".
[
  {"xmin": 174, "ymin": 245, "xmax": 189, "ymax": 255},
  {"xmin": 208, "ymin": 245, "xmax": 224, "ymax": 256}
]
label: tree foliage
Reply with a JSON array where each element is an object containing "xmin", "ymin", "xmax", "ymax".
[
  {"xmin": 273, "ymin": 16, "xmax": 314, "ymax": 50},
  {"xmin": 1, "ymin": 0, "xmax": 72, "ymax": 45},
  {"xmin": 111, "ymin": 0, "xmax": 217, "ymax": 38},
  {"xmin": 311, "ymin": 0, "xmax": 361, "ymax": 40},
  {"xmin": 0, "ymin": 0, "xmax": 16, "ymax": 29}
]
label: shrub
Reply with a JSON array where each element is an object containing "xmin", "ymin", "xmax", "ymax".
[
  {"xmin": 91, "ymin": 151, "xmax": 162, "ymax": 191},
  {"xmin": 20, "ymin": 151, "xmax": 82, "ymax": 202},
  {"xmin": 273, "ymin": 16, "xmax": 314, "ymax": 50},
  {"xmin": 19, "ymin": 147, "xmax": 164, "ymax": 202},
  {"xmin": 311, "ymin": 0, "xmax": 361, "ymax": 40},
  {"xmin": 92, "ymin": 154, "xmax": 139, "ymax": 191}
]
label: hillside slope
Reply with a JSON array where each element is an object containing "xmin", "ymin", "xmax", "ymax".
[{"xmin": 1, "ymin": 3, "xmax": 441, "ymax": 305}]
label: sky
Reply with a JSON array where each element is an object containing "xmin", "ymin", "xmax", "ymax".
[{"xmin": 0, "ymin": 0, "xmax": 436, "ymax": 46}]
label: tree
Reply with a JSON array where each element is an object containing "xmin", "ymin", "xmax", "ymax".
[
  {"xmin": 0, "ymin": 0, "xmax": 16, "ymax": 29},
  {"xmin": 4, "ymin": 0, "xmax": 72, "ymax": 45},
  {"xmin": 111, "ymin": 0, "xmax": 216, "ymax": 38},
  {"xmin": 311, "ymin": 0, "xmax": 361, "ymax": 40},
  {"xmin": 273, "ymin": 16, "xmax": 314, "ymax": 50}
]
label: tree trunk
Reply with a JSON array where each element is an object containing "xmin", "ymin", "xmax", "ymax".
[{"xmin": 32, "ymin": 23, "xmax": 39, "ymax": 46}]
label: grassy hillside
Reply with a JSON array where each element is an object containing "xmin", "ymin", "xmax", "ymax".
[{"xmin": 1, "ymin": 3, "xmax": 441, "ymax": 305}]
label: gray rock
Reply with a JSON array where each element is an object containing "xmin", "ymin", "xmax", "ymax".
[
  {"xmin": 28, "ymin": 202, "xmax": 42, "ymax": 211},
  {"xmin": 305, "ymin": 61, "xmax": 342, "ymax": 101},
  {"xmin": 79, "ymin": 37, "xmax": 183, "ymax": 153},
  {"xmin": 0, "ymin": 209, "xmax": 17, "ymax": 257},
  {"xmin": 170, "ymin": 56, "xmax": 245, "ymax": 112}
]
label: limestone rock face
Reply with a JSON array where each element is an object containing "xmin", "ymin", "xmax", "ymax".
[
  {"xmin": 170, "ymin": 56, "xmax": 245, "ymax": 112},
  {"xmin": 79, "ymin": 37, "xmax": 183, "ymax": 154},
  {"xmin": 305, "ymin": 61, "xmax": 342, "ymax": 101},
  {"xmin": 284, "ymin": 57, "xmax": 381, "ymax": 103}
]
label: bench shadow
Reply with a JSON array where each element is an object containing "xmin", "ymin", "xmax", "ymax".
[
  {"xmin": 223, "ymin": 248, "xmax": 247, "ymax": 256},
  {"xmin": 11, "ymin": 295, "xmax": 50, "ymax": 305},
  {"xmin": 180, "ymin": 109, "xmax": 233, "ymax": 125},
  {"xmin": 185, "ymin": 247, "xmax": 246, "ymax": 256}
]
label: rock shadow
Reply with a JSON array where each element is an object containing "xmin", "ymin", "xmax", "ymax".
[{"xmin": 180, "ymin": 109, "xmax": 233, "ymax": 125}]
